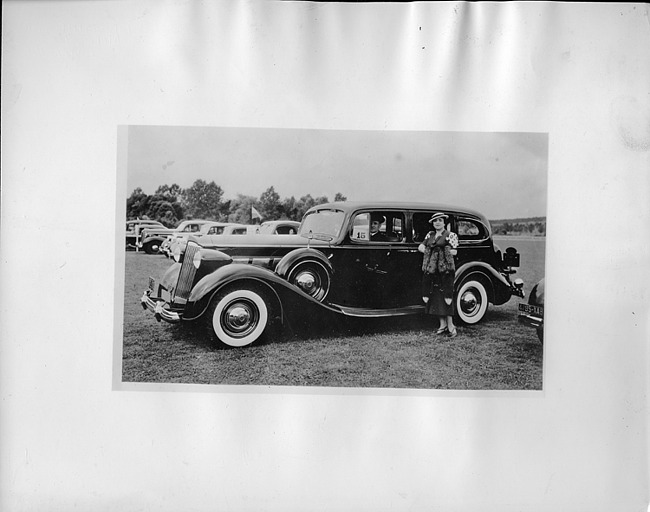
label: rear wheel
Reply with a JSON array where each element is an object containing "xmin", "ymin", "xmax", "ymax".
[
  {"xmin": 455, "ymin": 278, "xmax": 489, "ymax": 324},
  {"xmin": 205, "ymin": 286, "xmax": 271, "ymax": 348}
]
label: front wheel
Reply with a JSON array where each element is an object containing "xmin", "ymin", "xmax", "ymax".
[
  {"xmin": 455, "ymin": 278, "xmax": 489, "ymax": 324},
  {"xmin": 206, "ymin": 286, "xmax": 271, "ymax": 348},
  {"xmin": 143, "ymin": 240, "xmax": 161, "ymax": 254}
]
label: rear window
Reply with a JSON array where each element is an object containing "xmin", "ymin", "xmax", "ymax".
[
  {"xmin": 456, "ymin": 218, "xmax": 487, "ymax": 240},
  {"xmin": 275, "ymin": 225, "xmax": 297, "ymax": 234}
]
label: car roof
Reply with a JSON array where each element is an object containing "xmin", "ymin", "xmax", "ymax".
[
  {"xmin": 175, "ymin": 219, "xmax": 213, "ymax": 227},
  {"xmin": 305, "ymin": 201, "xmax": 489, "ymax": 223},
  {"xmin": 261, "ymin": 220, "xmax": 300, "ymax": 225},
  {"xmin": 202, "ymin": 221, "xmax": 236, "ymax": 227}
]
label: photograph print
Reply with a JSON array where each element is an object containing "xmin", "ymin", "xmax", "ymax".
[{"xmin": 119, "ymin": 126, "xmax": 547, "ymax": 390}]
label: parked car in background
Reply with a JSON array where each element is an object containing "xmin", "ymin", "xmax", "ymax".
[
  {"xmin": 138, "ymin": 220, "xmax": 211, "ymax": 254},
  {"xmin": 258, "ymin": 220, "xmax": 300, "ymax": 235},
  {"xmin": 222, "ymin": 224, "xmax": 259, "ymax": 235},
  {"xmin": 126, "ymin": 219, "xmax": 164, "ymax": 249},
  {"xmin": 142, "ymin": 201, "xmax": 525, "ymax": 348},
  {"xmin": 162, "ymin": 222, "xmax": 241, "ymax": 258},
  {"xmin": 518, "ymin": 277, "xmax": 545, "ymax": 342}
]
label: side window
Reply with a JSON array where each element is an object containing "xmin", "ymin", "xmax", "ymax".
[
  {"xmin": 413, "ymin": 212, "xmax": 451, "ymax": 242},
  {"xmin": 456, "ymin": 219, "xmax": 486, "ymax": 240},
  {"xmin": 385, "ymin": 215, "xmax": 404, "ymax": 241},
  {"xmin": 350, "ymin": 212, "xmax": 405, "ymax": 243},
  {"xmin": 351, "ymin": 213, "xmax": 370, "ymax": 241}
]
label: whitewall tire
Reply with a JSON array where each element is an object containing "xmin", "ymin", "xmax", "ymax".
[
  {"xmin": 455, "ymin": 278, "xmax": 489, "ymax": 324},
  {"xmin": 207, "ymin": 287, "xmax": 269, "ymax": 348}
]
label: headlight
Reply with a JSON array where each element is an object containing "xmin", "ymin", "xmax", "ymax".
[{"xmin": 193, "ymin": 249, "xmax": 202, "ymax": 269}]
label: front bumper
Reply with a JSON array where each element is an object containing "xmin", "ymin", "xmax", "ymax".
[{"xmin": 141, "ymin": 288, "xmax": 181, "ymax": 323}]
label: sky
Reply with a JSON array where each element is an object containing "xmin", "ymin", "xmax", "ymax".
[{"xmin": 126, "ymin": 126, "xmax": 548, "ymax": 220}]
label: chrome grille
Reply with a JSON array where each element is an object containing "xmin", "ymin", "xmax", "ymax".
[{"xmin": 175, "ymin": 243, "xmax": 199, "ymax": 300}]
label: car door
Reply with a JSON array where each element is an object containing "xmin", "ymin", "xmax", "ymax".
[
  {"xmin": 332, "ymin": 210, "xmax": 408, "ymax": 309},
  {"xmin": 397, "ymin": 210, "xmax": 457, "ymax": 306}
]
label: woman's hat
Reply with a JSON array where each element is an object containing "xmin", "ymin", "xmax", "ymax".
[{"xmin": 428, "ymin": 212, "xmax": 449, "ymax": 223}]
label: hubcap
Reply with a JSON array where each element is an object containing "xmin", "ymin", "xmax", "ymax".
[
  {"xmin": 222, "ymin": 301, "xmax": 258, "ymax": 338},
  {"xmin": 460, "ymin": 290, "xmax": 480, "ymax": 316},
  {"xmin": 296, "ymin": 271, "xmax": 317, "ymax": 293},
  {"xmin": 290, "ymin": 263, "xmax": 330, "ymax": 301}
]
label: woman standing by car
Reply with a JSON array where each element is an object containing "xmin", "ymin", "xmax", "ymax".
[{"xmin": 419, "ymin": 213, "xmax": 459, "ymax": 337}]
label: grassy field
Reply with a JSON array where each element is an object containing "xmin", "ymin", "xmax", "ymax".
[{"xmin": 121, "ymin": 237, "xmax": 544, "ymax": 390}]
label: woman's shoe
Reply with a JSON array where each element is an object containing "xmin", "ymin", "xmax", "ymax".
[
  {"xmin": 448, "ymin": 328, "xmax": 457, "ymax": 338},
  {"xmin": 435, "ymin": 327, "xmax": 448, "ymax": 335}
]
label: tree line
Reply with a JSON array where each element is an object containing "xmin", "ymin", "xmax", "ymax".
[
  {"xmin": 490, "ymin": 219, "xmax": 546, "ymax": 236},
  {"xmin": 127, "ymin": 180, "xmax": 347, "ymax": 227}
]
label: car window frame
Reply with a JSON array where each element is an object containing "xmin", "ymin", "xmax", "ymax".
[
  {"xmin": 348, "ymin": 210, "xmax": 407, "ymax": 245},
  {"xmin": 453, "ymin": 215, "xmax": 490, "ymax": 244}
]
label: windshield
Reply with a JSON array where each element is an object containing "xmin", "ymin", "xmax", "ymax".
[{"xmin": 299, "ymin": 209, "xmax": 346, "ymax": 239}]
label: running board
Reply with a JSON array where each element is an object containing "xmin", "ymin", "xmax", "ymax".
[{"xmin": 333, "ymin": 304, "xmax": 425, "ymax": 318}]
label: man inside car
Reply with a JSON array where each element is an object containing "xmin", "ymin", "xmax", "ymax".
[{"xmin": 370, "ymin": 214, "xmax": 388, "ymax": 242}]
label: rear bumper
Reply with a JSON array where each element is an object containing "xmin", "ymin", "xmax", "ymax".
[
  {"xmin": 518, "ymin": 303, "xmax": 543, "ymax": 329},
  {"xmin": 140, "ymin": 289, "xmax": 181, "ymax": 323},
  {"xmin": 518, "ymin": 313, "xmax": 543, "ymax": 329}
]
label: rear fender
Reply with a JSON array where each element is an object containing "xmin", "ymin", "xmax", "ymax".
[
  {"xmin": 454, "ymin": 262, "xmax": 512, "ymax": 303},
  {"xmin": 275, "ymin": 248, "xmax": 333, "ymax": 279}
]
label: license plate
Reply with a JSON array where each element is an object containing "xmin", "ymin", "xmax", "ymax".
[{"xmin": 518, "ymin": 303, "xmax": 543, "ymax": 317}]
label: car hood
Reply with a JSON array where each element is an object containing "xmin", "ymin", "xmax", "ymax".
[{"xmin": 191, "ymin": 233, "xmax": 331, "ymax": 249}]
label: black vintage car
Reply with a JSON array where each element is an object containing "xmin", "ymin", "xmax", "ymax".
[
  {"xmin": 518, "ymin": 277, "xmax": 545, "ymax": 342},
  {"xmin": 141, "ymin": 202, "xmax": 524, "ymax": 348}
]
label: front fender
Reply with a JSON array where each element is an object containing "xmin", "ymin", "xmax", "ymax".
[
  {"xmin": 143, "ymin": 235, "xmax": 166, "ymax": 244},
  {"xmin": 183, "ymin": 262, "xmax": 345, "ymax": 322},
  {"xmin": 275, "ymin": 248, "xmax": 333, "ymax": 279},
  {"xmin": 187, "ymin": 263, "xmax": 282, "ymax": 302}
]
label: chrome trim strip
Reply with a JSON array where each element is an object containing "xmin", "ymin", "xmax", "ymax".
[{"xmin": 335, "ymin": 304, "xmax": 425, "ymax": 318}]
